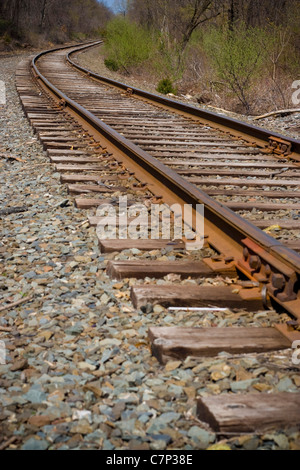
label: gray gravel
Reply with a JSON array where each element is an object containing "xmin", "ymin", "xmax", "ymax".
[{"xmin": 0, "ymin": 52, "xmax": 299, "ymax": 451}]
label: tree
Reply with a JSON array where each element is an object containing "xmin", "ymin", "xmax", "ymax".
[
  {"xmin": 114, "ymin": 0, "xmax": 130, "ymax": 17},
  {"xmin": 204, "ymin": 24, "xmax": 266, "ymax": 113},
  {"xmin": 128, "ymin": 0, "xmax": 221, "ymax": 75},
  {"xmin": 0, "ymin": 0, "xmax": 112, "ymax": 42},
  {"xmin": 228, "ymin": 0, "xmax": 239, "ymax": 31},
  {"xmin": 104, "ymin": 16, "xmax": 153, "ymax": 73}
]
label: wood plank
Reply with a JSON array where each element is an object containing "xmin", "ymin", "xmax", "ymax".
[
  {"xmin": 282, "ymin": 241, "xmax": 300, "ymax": 252},
  {"xmin": 134, "ymin": 139, "xmax": 241, "ymax": 146},
  {"xmin": 50, "ymin": 157, "xmax": 104, "ymax": 164},
  {"xmin": 90, "ymin": 216, "xmax": 149, "ymax": 227},
  {"xmin": 75, "ymin": 198, "xmax": 112, "ymax": 209},
  {"xmin": 68, "ymin": 184, "xmax": 125, "ymax": 195},
  {"xmin": 45, "ymin": 143, "xmax": 87, "ymax": 150},
  {"xmin": 38, "ymin": 132, "xmax": 77, "ymax": 136},
  {"xmin": 99, "ymin": 239, "xmax": 186, "ymax": 253},
  {"xmin": 148, "ymin": 327, "xmax": 291, "ymax": 364},
  {"xmin": 275, "ymin": 323, "xmax": 300, "ymax": 343},
  {"xmin": 196, "ymin": 393, "xmax": 300, "ymax": 433},
  {"xmin": 145, "ymin": 147, "xmax": 263, "ymax": 155},
  {"xmin": 36, "ymin": 127, "xmax": 72, "ymax": 131},
  {"xmin": 61, "ymin": 174, "xmax": 119, "ymax": 183},
  {"xmin": 163, "ymin": 160, "xmax": 295, "ymax": 169},
  {"xmin": 206, "ymin": 189, "xmax": 300, "ymax": 199},
  {"xmin": 189, "ymin": 178, "xmax": 300, "ymax": 187},
  {"xmin": 154, "ymin": 152, "xmax": 276, "ymax": 161},
  {"xmin": 125, "ymin": 131, "xmax": 235, "ymax": 139},
  {"xmin": 251, "ymin": 219, "xmax": 300, "ymax": 230},
  {"xmin": 131, "ymin": 285, "xmax": 263, "ymax": 310},
  {"xmin": 226, "ymin": 202, "xmax": 300, "ymax": 211},
  {"xmin": 27, "ymin": 113, "xmax": 59, "ymax": 118},
  {"xmin": 177, "ymin": 168, "xmax": 300, "ymax": 177},
  {"xmin": 48, "ymin": 149, "xmax": 96, "ymax": 156},
  {"xmin": 55, "ymin": 165, "xmax": 103, "ymax": 172},
  {"xmin": 40, "ymin": 136, "xmax": 80, "ymax": 142},
  {"xmin": 107, "ymin": 260, "xmax": 237, "ymax": 280}
]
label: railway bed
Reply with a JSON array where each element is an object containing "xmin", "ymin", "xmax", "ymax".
[{"xmin": 10, "ymin": 41, "xmax": 300, "ymax": 443}]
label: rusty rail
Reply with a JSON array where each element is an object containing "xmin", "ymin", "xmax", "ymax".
[{"xmin": 31, "ymin": 41, "xmax": 300, "ymax": 323}]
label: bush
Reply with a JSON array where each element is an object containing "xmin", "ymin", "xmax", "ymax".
[
  {"xmin": 104, "ymin": 58, "xmax": 120, "ymax": 71},
  {"xmin": 104, "ymin": 17, "xmax": 154, "ymax": 73},
  {"xmin": 203, "ymin": 24, "xmax": 266, "ymax": 113},
  {"xmin": 156, "ymin": 78, "xmax": 177, "ymax": 95},
  {"xmin": 3, "ymin": 33, "xmax": 12, "ymax": 45}
]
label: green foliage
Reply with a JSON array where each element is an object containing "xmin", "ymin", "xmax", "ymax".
[
  {"xmin": 70, "ymin": 32, "xmax": 88, "ymax": 41},
  {"xmin": 203, "ymin": 24, "xmax": 266, "ymax": 113},
  {"xmin": 156, "ymin": 78, "xmax": 177, "ymax": 95},
  {"xmin": 3, "ymin": 32, "xmax": 12, "ymax": 44},
  {"xmin": 104, "ymin": 17, "xmax": 154, "ymax": 73},
  {"xmin": 261, "ymin": 24, "xmax": 300, "ymax": 78},
  {"xmin": 153, "ymin": 33, "xmax": 185, "ymax": 81},
  {"xmin": 104, "ymin": 58, "xmax": 120, "ymax": 72}
]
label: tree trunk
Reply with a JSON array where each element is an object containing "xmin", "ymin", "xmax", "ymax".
[
  {"xmin": 228, "ymin": 0, "xmax": 239, "ymax": 30},
  {"xmin": 13, "ymin": 0, "xmax": 22, "ymax": 30},
  {"xmin": 40, "ymin": 0, "xmax": 48, "ymax": 31}
]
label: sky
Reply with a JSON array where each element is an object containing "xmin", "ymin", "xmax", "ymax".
[{"xmin": 99, "ymin": 0, "xmax": 117, "ymax": 12}]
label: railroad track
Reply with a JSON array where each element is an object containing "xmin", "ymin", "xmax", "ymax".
[{"xmin": 15, "ymin": 41, "xmax": 300, "ymax": 435}]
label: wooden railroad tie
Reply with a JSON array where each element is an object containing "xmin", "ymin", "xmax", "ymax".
[
  {"xmin": 106, "ymin": 260, "xmax": 236, "ymax": 280},
  {"xmin": 131, "ymin": 285, "xmax": 264, "ymax": 311},
  {"xmin": 197, "ymin": 393, "xmax": 300, "ymax": 433},
  {"xmin": 98, "ymin": 239, "xmax": 186, "ymax": 253},
  {"xmin": 148, "ymin": 326, "xmax": 291, "ymax": 364}
]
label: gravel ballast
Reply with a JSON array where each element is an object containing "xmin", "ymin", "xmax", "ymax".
[{"xmin": 0, "ymin": 52, "xmax": 299, "ymax": 451}]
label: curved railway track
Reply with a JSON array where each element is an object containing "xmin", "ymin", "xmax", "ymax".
[{"xmin": 15, "ymin": 41, "xmax": 300, "ymax": 435}]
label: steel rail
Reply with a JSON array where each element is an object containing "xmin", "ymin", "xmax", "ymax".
[{"xmin": 31, "ymin": 42, "xmax": 300, "ymax": 318}]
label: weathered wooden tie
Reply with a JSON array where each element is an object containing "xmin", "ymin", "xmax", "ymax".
[
  {"xmin": 68, "ymin": 184, "xmax": 126, "ymax": 195},
  {"xmin": 107, "ymin": 259, "xmax": 236, "ymax": 280},
  {"xmin": 196, "ymin": 393, "xmax": 300, "ymax": 433},
  {"xmin": 148, "ymin": 326, "xmax": 291, "ymax": 364},
  {"xmin": 98, "ymin": 239, "xmax": 186, "ymax": 253},
  {"xmin": 131, "ymin": 285, "xmax": 264, "ymax": 310},
  {"xmin": 75, "ymin": 198, "xmax": 113, "ymax": 209},
  {"xmin": 60, "ymin": 174, "xmax": 120, "ymax": 184}
]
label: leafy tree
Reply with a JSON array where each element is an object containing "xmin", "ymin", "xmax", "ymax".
[
  {"xmin": 0, "ymin": 0, "xmax": 112, "ymax": 43},
  {"xmin": 128, "ymin": 0, "xmax": 220, "ymax": 73},
  {"xmin": 203, "ymin": 24, "xmax": 266, "ymax": 113},
  {"xmin": 104, "ymin": 17, "xmax": 154, "ymax": 73}
]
